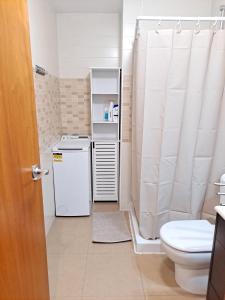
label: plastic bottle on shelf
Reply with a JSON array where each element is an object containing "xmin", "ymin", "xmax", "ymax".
[
  {"xmin": 104, "ymin": 106, "xmax": 109, "ymax": 121},
  {"xmin": 108, "ymin": 101, "xmax": 114, "ymax": 122},
  {"xmin": 112, "ymin": 104, "xmax": 119, "ymax": 123}
]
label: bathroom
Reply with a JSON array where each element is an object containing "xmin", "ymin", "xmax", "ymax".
[{"xmin": 1, "ymin": 0, "xmax": 225, "ymax": 299}]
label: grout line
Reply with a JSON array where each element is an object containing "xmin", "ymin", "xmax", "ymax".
[
  {"xmin": 81, "ymin": 250, "xmax": 89, "ymax": 298},
  {"xmin": 134, "ymin": 253, "xmax": 147, "ymax": 299},
  {"xmin": 81, "ymin": 213, "xmax": 93, "ymax": 297}
]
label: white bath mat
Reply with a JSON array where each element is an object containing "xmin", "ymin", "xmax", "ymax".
[{"xmin": 92, "ymin": 211, "xmax": 132, "ymax": 243}]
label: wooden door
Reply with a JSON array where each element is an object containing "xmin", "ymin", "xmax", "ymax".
[{"xmin": 0, "ymin": 1, "xmax": 50, "ymax": 299}]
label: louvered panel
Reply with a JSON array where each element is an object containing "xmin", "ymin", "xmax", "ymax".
[{"xmin": 93, "ymin": 142, "xmax": 118, "ymax": 201}]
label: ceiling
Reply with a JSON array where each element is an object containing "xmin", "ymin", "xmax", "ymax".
[{"xmin": 49, "ymin": 0, "xmax": 123, "ymax": 13}]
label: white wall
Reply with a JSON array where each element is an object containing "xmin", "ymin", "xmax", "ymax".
[
  {"xmin": 57, "ymin": 13, "xmax": 121, "ymax": 78},
  {"xmin": 212, "ymin": 0, "xmax": 225, "ymax": 15},
  {"xmin": 28, "ymin": 0, "xmax": 59, "ymax": 76}
]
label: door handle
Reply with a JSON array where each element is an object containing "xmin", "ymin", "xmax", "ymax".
[{"xmin": 32, "ymin": 164, "xmax": 49, "ymax": 181}]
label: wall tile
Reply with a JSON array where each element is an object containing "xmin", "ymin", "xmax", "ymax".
[
  {"xmin": 33, "ymin": 71, "xmax": 61, "ymax": 153},
  {"xmin": 59, "ymin": 78, "xmax": 91, "ymax": 135},
  {"xmin": 57, "ymin": 13, "xmax": 121, "ymax": 78},
  {"xmin": 33, "ymin": 71, "xmax": 62, "ymax": 234}
]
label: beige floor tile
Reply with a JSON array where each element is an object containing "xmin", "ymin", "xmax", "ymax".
[
  {"xmin": 47, "ymin": 216, "xmax": 91, "ymax": 255},
  {"xmin": 48, "ymin": 270, "xmax": 57, "ymax": 298},
  {"xmin": 51, "ymin": 297, "xmax": 82, "ymax": 300},
  {"xmin": 48, "ymin": 254, "xmax": 60, "ymax": 273},
  {"xmin": 48, "ymin": 254, "xmax": 87, "ymax": 297},
  {"xmin": 47, "ymin": 209, "xmax": 207, "ymax": 300},
  {"xmin": 51, "ymin": 297, "xmax": 146, "ymax": 300},
  {"xmin": 82, "ymin": 297, "xmax": 146, "ymax": 300},
  {"xmin": 47, "ymin": 231, "xmax": 89, "ymax": 255},
  {"xmin": 146, "ymin": 296, "xmax": 206, "ymax": 300},
  {"xmin": 88, "ymin": 241, "xmax": 133, "ymax": 254},
  {"xmin": 48, "ymin": 216, "xmax": 91, "ymax": 235},
  {"xmin": 83, "ymin": 254, "xmax": 144, "ymax": 297},
  {"xmin": 136, "ymin": 254, "xmax": 189, "ymax": 296},
  {"xmin": 48, "ymin": 254, "xmax": 86, "ymax": 274},
  {"xmin": 92, "ymin": 203, "xmax": 119, "ymax": 212}
]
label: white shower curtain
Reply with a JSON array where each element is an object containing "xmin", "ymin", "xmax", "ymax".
[{"xmin": 132, "ymin": 29, "xmax": 225, "ymax": 239}]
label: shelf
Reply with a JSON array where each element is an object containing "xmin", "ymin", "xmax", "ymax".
[
  {"xmin": 92, "ymin": 93, "xmax": 119, "ymax": 96},
  {"xmin": 92, "ymin": 139, "xmax": 120, "ymax": 142},
  {"xmin": 93, "ymin": 121, "xmax": 118, "ymax": 124},
  {"xmin": 91, "ymin": 69, "xmax": 119, "ymax": 95}
]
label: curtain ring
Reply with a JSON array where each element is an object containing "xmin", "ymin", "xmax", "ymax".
[
  {"xmin": 176, "ymin": 20, "xmax": 182, "ymax": 34},
  {"xmin": 155, "ymin": 20, "xmax": 161, "ymax": 34},
  {"xmin": 194, "ymin": 20, "xmax": 201, "ymax": 34},
  {"xmin": 211, "ymin": 20, "xmax": 218, "ymax": 34}
]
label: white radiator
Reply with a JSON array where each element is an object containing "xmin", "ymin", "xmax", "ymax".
[{"xmin": 93, "ymin": 142, "xmax": 119, "ymax": 201}]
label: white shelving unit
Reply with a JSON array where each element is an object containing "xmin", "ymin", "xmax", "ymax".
[{"xmin": 90, "ymin": 68, "xmax": 121, "ymax": 202}]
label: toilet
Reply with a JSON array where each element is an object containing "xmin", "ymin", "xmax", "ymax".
[{"xmin": 160, "ymin": 220, "xmax": 215, "ymax": 295}]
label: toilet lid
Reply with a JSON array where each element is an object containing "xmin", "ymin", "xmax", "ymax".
[{"xmin": 160, "ymin": 220, "xmax": 215, "ymax": 253}]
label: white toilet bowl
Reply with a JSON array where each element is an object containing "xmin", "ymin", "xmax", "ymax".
[{"xmin": 160, "ymin": 220, "xmax": 215, "ymax": 295}]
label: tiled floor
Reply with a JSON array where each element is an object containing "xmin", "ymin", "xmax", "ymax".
[{"xmin": 47, "ymin": 203, "xmax": 206, "ymax": 300}]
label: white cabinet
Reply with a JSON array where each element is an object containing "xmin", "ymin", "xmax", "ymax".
[
  {"xmin": 93, "ymin": 142, "xmax": 119, "ymax": 201},
  {"xmin": 90, "ymin": 68, "xmax": 121, "ymax": 202}
]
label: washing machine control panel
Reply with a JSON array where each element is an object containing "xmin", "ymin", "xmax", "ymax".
[{"xmin": 61, "ymin": 135, "xmax": 90, "ymax": 142}]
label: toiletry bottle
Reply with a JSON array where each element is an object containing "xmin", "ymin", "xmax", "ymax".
[
  {"xmin": 113, "ymin": 104, "xmax": 119, "ymax": 122},
  {"xmin": 104, "ymin": 107, "xmax": 109, "ymax": 121},
  {"xmin": 108, "ymin": 101, "xmax": 114, "ymax": 121}
]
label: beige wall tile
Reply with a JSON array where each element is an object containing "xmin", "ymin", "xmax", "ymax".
[
  {"xmin": 59, "ymin": 78, "xmax": 91, "ymax": 135},
  {"xmin": 33, "ymin": 71, "xmax": 61, "ymax": 153}
]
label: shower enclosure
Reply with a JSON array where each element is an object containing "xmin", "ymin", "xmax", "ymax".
[{"xmin": 131, "ymin": 15, "xmax": 225, "ymax": 239}]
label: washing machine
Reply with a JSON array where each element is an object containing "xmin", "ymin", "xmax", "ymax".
[{"xmin": 52, "ymin": 135, "xmax": 92, "ymax": 216}]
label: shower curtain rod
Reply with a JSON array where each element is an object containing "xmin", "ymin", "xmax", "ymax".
[
  {"xmin": 136, "ymin": 16, "xmax": 225, "ymax": 22},
  {"xmin": 135, "ymin": 16, "xmax": 225, "ymax": 38}
]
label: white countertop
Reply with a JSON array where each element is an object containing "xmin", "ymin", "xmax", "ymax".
[{"xmin": 215, "ymin": 205, "xmax": 225, "ymax": 220}]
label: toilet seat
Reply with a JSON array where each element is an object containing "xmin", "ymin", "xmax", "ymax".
[
  {"xmin": 161, "ymin": 240, "xmax": 212, "ymax": 268},
  {"xmin": 160, "ymin": 220, "xmax": 215, "ymax": 253}
]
